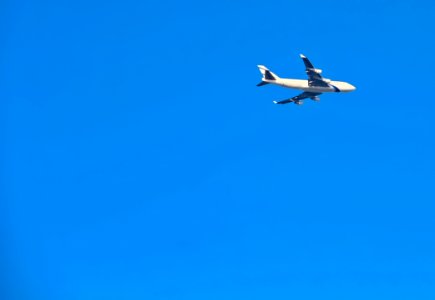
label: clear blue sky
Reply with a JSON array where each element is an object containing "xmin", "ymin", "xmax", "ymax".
[{"xmin": 2, "ymin": 0, "xmax": 435, "ymax": 299}]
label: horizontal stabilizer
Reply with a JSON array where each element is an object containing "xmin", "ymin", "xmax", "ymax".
[{"xmin": 256, "ymin": 81, "xmax": 269, "ymax": 87}]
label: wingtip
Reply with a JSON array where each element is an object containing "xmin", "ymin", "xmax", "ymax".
[
  {"xmin": 300, "ymin": 54, "xmax": 306, "ymax": 58},
  {"xmin": 273, "ymin": 100, "xmax": 278, "ymax": 104}
]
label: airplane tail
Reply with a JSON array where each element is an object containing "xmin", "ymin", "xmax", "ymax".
[{"xmin": 257, "ymin": 65, "xmax": 279, "ymax": 86}]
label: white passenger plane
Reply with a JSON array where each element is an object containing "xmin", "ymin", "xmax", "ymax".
[{"xmin": 257, "ymin": 54, "xmax": 356, "ymax": 105}]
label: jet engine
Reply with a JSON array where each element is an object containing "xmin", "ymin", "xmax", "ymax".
[{"xmin": 310, "ymin": 96, "xmax": 320, "ymax": 101}]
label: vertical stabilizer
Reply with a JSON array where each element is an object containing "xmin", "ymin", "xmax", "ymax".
[
  {"xmin": 257, "ymin": 65, "xmax": 279, "ymax": 86},
  {"xmin": 257, "ymin": 65, "xmax": 279, "ymax": 80}
]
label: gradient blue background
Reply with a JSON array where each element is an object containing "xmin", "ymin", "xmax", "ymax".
[{"xmin": 2, "ymin": 0, "xmax": 435, "ymax": 299}]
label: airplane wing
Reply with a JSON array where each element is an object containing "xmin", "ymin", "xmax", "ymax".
[
  {"xmin": 300, "ymin": 54, "xmax": 330, "ymax": 87},
  {"xmin": 273, "ymin": 92, "xmax": 321, "ymax": 105}
]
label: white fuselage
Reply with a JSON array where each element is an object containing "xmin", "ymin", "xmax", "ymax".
[{"xmin": 266, "ymin": 78, "xmax": 356, "ymax": 93}]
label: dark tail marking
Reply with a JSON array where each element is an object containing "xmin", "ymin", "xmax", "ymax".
[{"xmin": 264, "ymin": 70, "xmax": 276, "ymax": 80}]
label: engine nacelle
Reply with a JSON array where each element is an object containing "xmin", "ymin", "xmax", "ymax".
[{"xmin": 311, "ymin": 96, "xmax": 320, "ymax": 102}]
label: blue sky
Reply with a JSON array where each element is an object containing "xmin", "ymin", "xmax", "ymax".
[{"xmin": 2, "ymin": 0, "xmax": 435, "ymax": 299}]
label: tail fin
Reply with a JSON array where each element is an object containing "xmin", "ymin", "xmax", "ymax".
[
  {"xmin": 257, "ymin": 65, "xmax": 279, "ymax": 80},
  {"xmin": 257, "ymin": 65, "xmax": 279, "ymax": 86}
]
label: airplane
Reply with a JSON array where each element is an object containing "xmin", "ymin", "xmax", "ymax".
[{"xmin": 257, "ymin": 54, "xmax": 356, "ymax": 105}]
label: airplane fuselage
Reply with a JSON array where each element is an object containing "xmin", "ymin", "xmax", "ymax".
[{"xmin": 264, "ymin": 78, "xmax": 356, "ymax": 93}]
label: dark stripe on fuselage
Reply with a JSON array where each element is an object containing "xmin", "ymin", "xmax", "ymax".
[{"xmin": 330, "ymin": 84, "xmax": 341, "ymax": 92}]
